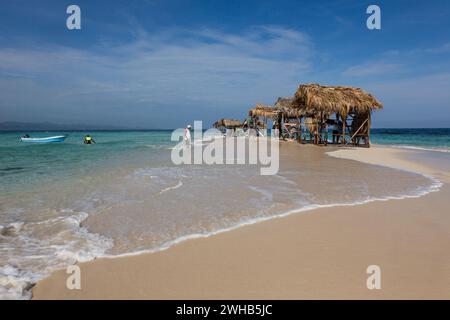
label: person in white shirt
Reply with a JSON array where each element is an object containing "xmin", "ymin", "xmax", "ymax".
[{"xmin": 184, "ymin": 124, "xmax": 191, "ymax": 145}]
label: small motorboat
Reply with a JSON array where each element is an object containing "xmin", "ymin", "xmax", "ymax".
[{"xmin": 20, "ymin": 135, "xmax": 68, "ymax": 143}]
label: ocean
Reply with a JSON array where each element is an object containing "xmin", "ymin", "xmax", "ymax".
[
  {"xmin": 0, "ymin": 129, "xmax": 447, "ymax": 299},
  {"xmin": 371, "ymin": 128, "xmax": 450, "ymax": 152}
]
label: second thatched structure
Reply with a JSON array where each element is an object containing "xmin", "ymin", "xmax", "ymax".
[
  {"xmin": 246, "ymin": 99, "xmax": 306, "ymax": 139},
  {"xmin": 213, "ymin": 118, "xmax": 243, "ymax": 129}
]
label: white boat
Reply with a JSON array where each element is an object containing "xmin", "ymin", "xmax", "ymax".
[{"xmin": 20, "ymin": 135, "xmax": 68, "ymax": 143}]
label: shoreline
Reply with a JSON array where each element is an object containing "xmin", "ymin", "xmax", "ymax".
[
  {"xmin": 32, "ymin": 145, "xmax": 450, "ymax": 299},
  {"xmin": 327, "ymin": 145, "xmax": 450, "ymax": 184}
]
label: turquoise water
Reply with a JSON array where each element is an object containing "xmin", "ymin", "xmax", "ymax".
[
  {"xmin": 0, "ymin": 129, "xmax": 441, "ymax": 299},
  {"xmin": 0, "ymin": 130, "xmax": 176, "ymax": 299},
  {"xmin": 1, "ymin": 129, "xmax": 448, "ymax": 195},
  {"xmin": 371, "ymin": 128, "xmax": 450, "ymax": 152},
  {"xmin": 0, "ymin": 131, "xmax": 174, "ymax": 196}
]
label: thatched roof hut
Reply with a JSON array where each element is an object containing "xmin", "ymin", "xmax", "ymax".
[
  {"xmin": 292, "ymin": 83, "xmax": 383, "ymax": 116},
  {"xmin": 290, "ymin": 83, "xmax": 383, "ymax": 146},
  {"xmin": 249, "ymin": 104, "xmax": 277, "ymax": 118},
  {"xmin": 249, "ymin": 100, "xmax": 304, "ymax": 120},
  {"xmin": 213, "ymin": 118, "xmax": 242, "ymax": 129},
  {"xmin": 273, "ymin": 97, "xmax": 304, "ymax": 118}
]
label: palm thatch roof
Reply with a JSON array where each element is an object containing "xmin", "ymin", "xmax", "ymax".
[
  {"xmin": 273, "ymin": 97, "xmax": 304, "ymax": 118},
  {"xmin": 249, "ymin": 104, "xmax": 277, "ymax": 118},
  {"xmin": 292, "ymin": 83, "xmax": 383, "ymax": 115},
  {"xmin": 213, "ymin": 118, "xmax": 242, "ymax": 129},
  {"xmin": 274, "ymin": 97, "xmax": 294, "ymax": 109}
]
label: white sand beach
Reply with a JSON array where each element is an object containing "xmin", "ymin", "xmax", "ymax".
[{"xmin": 32, "ymin": 145, "xmax": 450, "ymax": 299}]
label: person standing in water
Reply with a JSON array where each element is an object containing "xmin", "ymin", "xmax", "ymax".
[
  {"xmin": 84, "ymin": 134, "xmax": 96, "ymax": 144},
  {"xmin": 184, "ymin": 125, "xmax": 191, "ymax": 146}
]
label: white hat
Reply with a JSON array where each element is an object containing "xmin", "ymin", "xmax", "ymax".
[{"xmin": 187, "ymin": 125, "xmax": 192, "ymax": 129}]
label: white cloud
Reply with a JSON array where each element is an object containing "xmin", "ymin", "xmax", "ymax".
[
  {"xmin": 425, "ymin": 42, "xmax": 450, "ymax": 54},
  {"xmin": 0, "ymin": 26, "xmax": 312, "ymax": 123},
  {"xmin": 2, "ymin": 25, "xmax": 448, "ymax": 128},
  {"xmin": 342, "ymin": 61, "xmax": 403, "ymax": 77}
]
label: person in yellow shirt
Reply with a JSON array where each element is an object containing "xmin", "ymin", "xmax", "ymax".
[{"xmin": 83, "ymin": 135, "xmax": 96, "ymax": 144}]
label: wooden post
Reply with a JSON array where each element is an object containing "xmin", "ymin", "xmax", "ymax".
[
  {"xmin": 319, "ymin": 112, "xmax": 323, "ymax": 144},
  {"xmin": 342, "ymin": 113, "xmax": 347, "ymax": 145},
  {"xmin": 334, "ymin": 113, "xmax": 339, "ymax": 144},
  {"xmin": 279, "ymin": 115, "xmax": 282, "ymax": 138},
  {"xmin": 367, "ymin": 112, "xmax": 371, "ymax": 147},
  {"xmin": 300, "ymin": 116, "xmax": 304, "ymax": 143},
  {"xmin": 313, "ymin": 116, "xmax": 318, "ymax": 145}
]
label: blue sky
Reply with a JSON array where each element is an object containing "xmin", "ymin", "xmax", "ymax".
[{"xmin": 0, "ymin": 0, "xmax": 449, "ymax": 128}]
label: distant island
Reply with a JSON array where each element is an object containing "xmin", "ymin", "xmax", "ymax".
[{"xmin": 0, "ymin": 122, "xmax": 150, "ymax": 131}]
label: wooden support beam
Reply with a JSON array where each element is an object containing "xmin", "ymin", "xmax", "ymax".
[
  {"xmin": 348, "ymin": 118, "xmax": 369, "ymax": 144},
  {"xmin": 342, "ymin": 113, "xmax": 347, "ymax": 144}
]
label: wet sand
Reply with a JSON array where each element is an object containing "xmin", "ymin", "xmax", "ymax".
[{"xmin": 32, "ymin": 145, "xmax": 450, "ymax": 299}]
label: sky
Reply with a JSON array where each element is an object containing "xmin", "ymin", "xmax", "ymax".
[{"xmin": 0, "ymin": 0, "xmax": 449, "ymax": 128}]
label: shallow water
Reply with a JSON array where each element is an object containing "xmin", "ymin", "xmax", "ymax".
[{"xmin": 0, "ymin": 131, "xmax": 440, "ymax": 299}]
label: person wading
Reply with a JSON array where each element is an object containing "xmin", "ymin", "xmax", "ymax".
[
  {"xmin": 83, "ymin": 134, "xmax": 96, "ymax": 144},
  {"xmin": 184, "ymin": 125, "xmax": 191, "ymax": 146}
]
